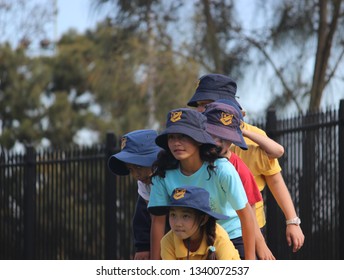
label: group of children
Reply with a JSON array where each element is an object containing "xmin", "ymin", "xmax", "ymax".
[{"xmin": 108, "ymin": 73, "xmax": 305, "ymax": 260}]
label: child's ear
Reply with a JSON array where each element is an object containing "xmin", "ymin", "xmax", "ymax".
[{"xmin": 200, "ymin": 215, "xmax": 209, "ymax": 226}]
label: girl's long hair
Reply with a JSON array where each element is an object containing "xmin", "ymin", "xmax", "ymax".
[
  {"xmin": 196, "ymin": 212, "xmax": 217, "ymax": 260},
  {"xmin": 204, "ymin": 217, "xmax": 217, "ymax": 260}
]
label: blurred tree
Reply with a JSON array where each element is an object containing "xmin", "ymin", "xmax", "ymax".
[
  {"xmin": 0, "ymin": 15, "xmax": 199, "ymax": 149},
  {"xmin": 0, "ymin": 44, "xmax": 51, "ymax": 148},
  {"xmin": 92, "ymin": 0, "xmax": 199, "ymax": 131},
  {"xmin": 93, "ymin": 0, "xmax": 344, "ymax": 113},
  {"xmin": 189, "ymin": 0, "xmax": 250, "ymax": 76},
  {"xmin": 3, "ymin": 0, "xmax": 342, "ymax": 149},
  {"xmin": 50, "ymin": 19, "xmax": 199, "ymax": 144},
  {"xmin": 239, "ymin": 0, "xmax": 344, "ymax": 112}
]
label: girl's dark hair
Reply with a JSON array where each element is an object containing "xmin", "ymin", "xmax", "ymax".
[
  {"xmin": 204, "ymin": 217, "xmax": 217, "ymax": 260},
  {"xmin": 151, "ymin": 143, "xmax": 221, "ymax": 179},
  {"xmin": 195, "ymin": 211, "xmax": 217, "ymax": 260}
]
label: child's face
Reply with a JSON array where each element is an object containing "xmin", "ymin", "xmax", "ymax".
[
  {"xmin": 167, "ymin": 134, "xmax": 199, "ymax": 161},
  {"xmin": 126, "ymin": 163, "xmax": 152, "ymax": 185},
  {"xmin": 196, "ymin": 100, "xmax": 213, "ymax": 112},
  {"xmin": 169, "ymin": 207, "xmax": 201, "ymax": 240}
]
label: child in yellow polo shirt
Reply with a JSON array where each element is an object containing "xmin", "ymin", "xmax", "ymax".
[
  {"xmin": 187, "ymin": 73, "xmax": 305, "ymax": 253},
  {"xmin": 151, "ymin": 186, "xmax": 240, "ymax": 260}
]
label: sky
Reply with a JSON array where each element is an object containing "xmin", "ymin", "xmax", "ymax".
[{"xmin": 56, "ymin": 0, "xmax": 104, "ymax": 40}]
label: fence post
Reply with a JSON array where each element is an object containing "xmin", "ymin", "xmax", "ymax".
[
  {"xmin": 265, "ymin": 109, "xmax": 280, "ymax": 255},
  {"xmin": 339, "ymin": 99, "xmax": 344, "ymax": 259},
  {"xmin": 105, "ymin": 132, "xmax": 117, "ymax": 260},
  {"xmin": 23, "ymin": 145, "xmax": 36, "ymax": 259}
]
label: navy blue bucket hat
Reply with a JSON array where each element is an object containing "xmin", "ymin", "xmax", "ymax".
[
  {"xmin": 187, "ymin": 73, "xmax": 242, "ymax": 109},
  {"xmin": 203, "ymin": 102, "xmax": 248, "ymax": 150},
  {"xmin": 216, "ymin": 99, "xmax": 244, "ymax": 121},
  {"xmin": 108, "ymin": 129, "xmax": 161, "ymax": 175},
  {"xmin": 148, "ymin": 186, "xmax": 229, "ymax": 220},
  {"xmin": 155, "ymin": 108, "xmax": 216, "ymax": 151}
]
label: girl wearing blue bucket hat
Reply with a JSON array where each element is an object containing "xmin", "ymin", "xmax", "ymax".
[
  {"xmin": 148, "ymin": 108, "xmax": 256, "ymax": 260},
  {"xmin": 155, "ymin": 186, "xmax": 240, "ymax": 260}
]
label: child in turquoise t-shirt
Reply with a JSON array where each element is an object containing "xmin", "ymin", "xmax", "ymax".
[{"xmin": 148, "ymin": 108, "xmax": 255, "ymax": 260}]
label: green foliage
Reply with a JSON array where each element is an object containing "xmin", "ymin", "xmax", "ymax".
[
  {"xmin": 1, "ymin": 0, "xmax": 343, "ymax": 149},
  {"xmin": 0, "ymin": 15, "xmax": 200, "ymax": 149},
  {"xmin": 0, "ymin": 44, "xmax": 51, "ymax": 148}
]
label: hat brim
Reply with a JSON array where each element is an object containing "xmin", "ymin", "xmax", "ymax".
[
  {"xmin": 147, "ymin": 206, "xmax": 169, "ymax": 216},
  {"xmin": 206, "ymin": 123, "xmax": 248, "ymax": 150},
  {"xmin": 108, "ymin": 151, "xmax": 159, "ymax": 175},
  {"xmin": 155, "ymin": 125, "xmax": 216, "ymax": 150},
  {"xmin": 148, "ymin": 205, "xmax": 229, "ymax": 220},
  {"xmin": 187, "ymin": 90, "xmax": 242, "ymax": 109}
]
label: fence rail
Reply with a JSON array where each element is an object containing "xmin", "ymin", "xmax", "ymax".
[
  {"xmin": 0, "ymin": 135, "xmax": 137, "ymax": 260},
  {"xmin": 1, "ymin": 100, "xmax": 344, "ymax": 260}
]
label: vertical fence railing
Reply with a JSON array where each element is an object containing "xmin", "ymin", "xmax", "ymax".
[
  {"xmin": 265, "ymin": 109, "xmax": 281, "ymax": 257},
  {"xmin": 339, "ymin": 99, "xmax": 344, "ymax": 260},
  {"xmin": 0, "ymin": 149, "xmax": 27, "ymax": 259},
  {"xmin": 105, "ymin": 132, "xmax": 118, "ymax": 260},
  {"xmin": 23, "ymin": 145, "xmax": 36, "ymax": 259}
]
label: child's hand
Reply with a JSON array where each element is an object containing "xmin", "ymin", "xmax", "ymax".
[
  {"xmin": 134, "ymin": 251, "xmax": 150, "ymax": 260},
  {"xmin": 286, "ymin": 225, "xmax": 305, "ymax": 252}
]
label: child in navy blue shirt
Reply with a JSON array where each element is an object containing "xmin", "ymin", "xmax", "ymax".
[{"xmin": 108, "ymin": 129, "xmax": 161, "ymax": 259}]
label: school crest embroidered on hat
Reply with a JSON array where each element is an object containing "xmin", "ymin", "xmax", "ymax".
[
  {"xmin": 120, "ymin": 137, "xmax": 127, "ymax": 150},
  {"xmin": 220, "ymin": 112, "xmax": 234, "ymax": 126},
  {"xmin": 170, "ymin": 111, "xmax": 182, "ymax": 122},
  {"xmin": 173, "ymin": 188, "xmax": 186, "ymax": 200}
]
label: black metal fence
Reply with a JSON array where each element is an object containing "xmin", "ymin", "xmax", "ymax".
[
  {"xmin": 1, "ymin": 100, "xmax": 343, "ymax": 260},
  {"xmin": 263, "ymin": 99, "xmax": 344, "ymax": 260},
  {"xmin": 0, "ymin": 133, "xmax": 137, "ymax": 260}
]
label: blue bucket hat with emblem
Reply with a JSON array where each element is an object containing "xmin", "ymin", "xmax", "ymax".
[
  {"xmin": 187, "ymin": 73, "xmax": 242, "ymax": 109},
  {"xmin": 203, "ymin": 101, "xmax": 248, "ymax": 150},
  {"xmin": 148, "ymin": 186, "xmax": 229, "ymax": 220},
  {"xmin": 108, "ymin": 129, "xmax": 161, "ymax": 175},
  {"xmin": 155, "ymin": 108, "xmax": 216, "ymax": 151}
]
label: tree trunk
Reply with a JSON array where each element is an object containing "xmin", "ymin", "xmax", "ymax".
[
  {"xmin": 309, "ymin": 0, "xmax": 341, "ymax": 110},
  {"xmin": 202, "ymin": 0, "xmax": 223, "ymax": 72}
]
